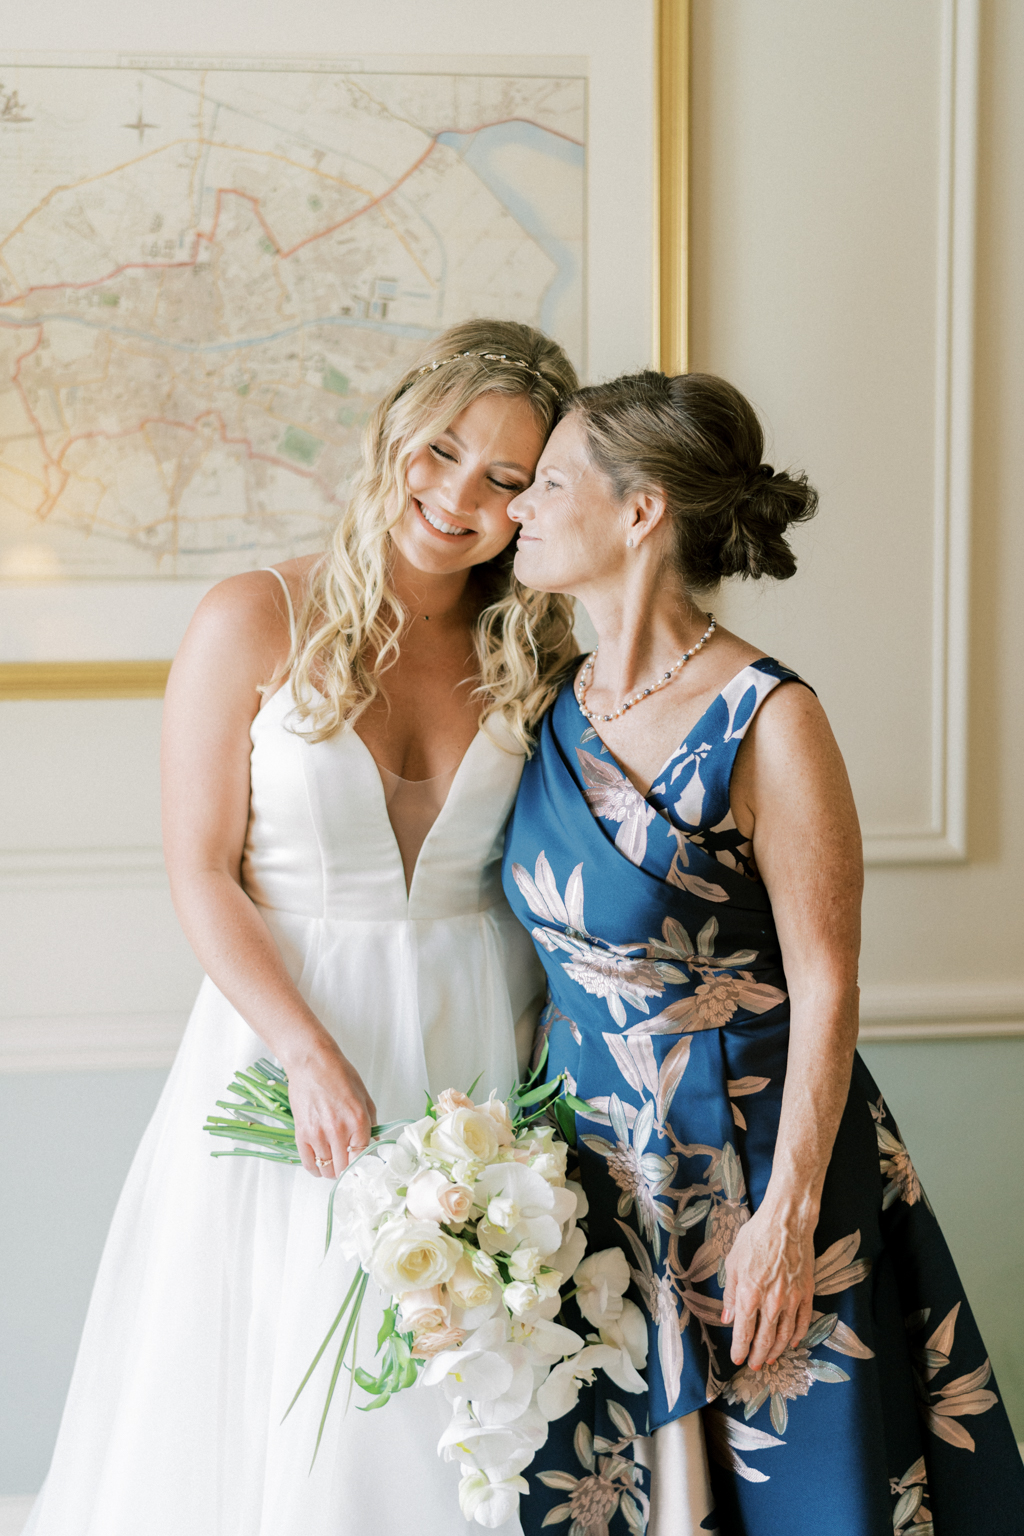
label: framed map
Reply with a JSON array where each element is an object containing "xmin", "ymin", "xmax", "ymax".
[
  {"xmin": 0, "ymin": 58, "xmax": 584, "ymax": 582},
  {"xmin": 0, "ymin": 13, "xmax": 687, "ymax": 692}
]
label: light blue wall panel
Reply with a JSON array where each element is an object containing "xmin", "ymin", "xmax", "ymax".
[
  {"xmin": 859, "ymin": 1039, "xmax": 1024, "ymax": 1438},
  {"xmin": 0, "ymin": 1070, "xmax": 167, "ymax": 1496}
]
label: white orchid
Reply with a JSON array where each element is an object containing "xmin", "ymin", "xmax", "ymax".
[
  {"xmin": 587, "ymin": 1298, "xmax": 649, "ymax": 1393},
  {"xmin": 438, "ymin": 1403, "xmax": 548, "ymax": 1473},
  {"xmin": 473, "ymin": 1162, "xmax": 578, "ymax": 1258},
  {"xmin": 536, "ymin": 1343, "xmax": 632, "ymax": 1420},
  {"xmin": 422, "ymin": 1319, "xmax": 535, "ymax": 1425},
  {"xmin": 458, "ymin": 1468, "xmax": 530, "ymax": 1529},
  {"xmin": 328, "ymin": 1157, "xmax": 397, "ymax": 1265},
  {"xmin": 573, "ymin": 1247, "xmax": 631, "ymax": 1328}
]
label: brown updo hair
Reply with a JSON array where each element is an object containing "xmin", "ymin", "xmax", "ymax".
[{"xmin": 561, "ymin": 371, "xmax": 818, "ymax": 587}]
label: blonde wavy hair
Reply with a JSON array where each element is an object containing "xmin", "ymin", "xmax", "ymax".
[{"xmin": 287, "ymin": 319, "xmax": 579, "ymax": 752}]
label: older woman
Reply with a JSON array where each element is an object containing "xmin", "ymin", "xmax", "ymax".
[{"xmin": 503, "ymin": 372, "xmax": 1023, "ymax": 1535}]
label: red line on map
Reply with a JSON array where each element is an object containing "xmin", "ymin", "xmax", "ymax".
[
  {"xmin": 0, "ymin": 139, "xmax": 439, "ymax": 310},
  {"xmin": 53, "ymin": 409, "xmax": 342, "ymax": 503}
]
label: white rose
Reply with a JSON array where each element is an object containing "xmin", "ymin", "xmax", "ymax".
[
  {"xmin": 515, "ymin": 1126, "xmax": 556, "ymax": 1157},
  {"xmin": 369, "ymin": 1218, "xmax": 461, "ymax": 1296},
  {"xmin": 435, "ymin": 1088, "xmax": 474, "ymax": 1114},
  {"xmin": 477, "ymin": 1091, "xmax": 515, "ymax": 1147},
  {"xmin": 530, "ymin": 1150, "xmax": 568, "ymax": 1186},
  {"xmin": 405, "ymin": 1169, "xmax": 475, "ymax": 1226},
  {"xmin": 508, "ymin": 1246, "xmax": 542, "ymax": 1282},
  {"xmin": 397, "ymin": 1285, "xmax": 448, "ymax": 1333},
  {"xmin": 503, "ymin": 1280, "xmax": 542, "ymax": 1319},
  {"xmin": 448, "ymin": 1256, "xmax": 496, "ymax": 1312},
  {"xmin": 429, "ymin": 1108, "xmax": 501, "ymax": 1165}
]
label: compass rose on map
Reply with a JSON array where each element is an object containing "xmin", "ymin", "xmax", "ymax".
[{"xmin": 123, "ymin": 109, "xmax": 159, "ymax": 143}]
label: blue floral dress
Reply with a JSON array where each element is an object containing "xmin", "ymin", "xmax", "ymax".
[{"xmin": 502, "ymin": 660, "xmax": 1024, "ymax": 1535}]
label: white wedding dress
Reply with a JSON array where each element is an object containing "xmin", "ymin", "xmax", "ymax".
[{"xmin": 25, "ymin": 573, "xmax": 543, "ymax": 1536}]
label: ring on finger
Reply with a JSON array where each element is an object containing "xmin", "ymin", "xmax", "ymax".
[{"xmin": 314, "ymin": 1154, "xmax": 333, "ymax": 1169}]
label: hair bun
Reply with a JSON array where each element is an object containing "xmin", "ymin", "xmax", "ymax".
[{"xmin": 717, "ymin": 466, "xmax": 818, "ymax": 582}]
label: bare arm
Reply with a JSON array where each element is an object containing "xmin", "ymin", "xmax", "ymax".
[
  {"xmin": 721, "ymin": 682, "xmax": 863, "ymax": 1369},
  {"xmin": 161, "ymin": 572, "xmax": 375, "ymax": 1177}
]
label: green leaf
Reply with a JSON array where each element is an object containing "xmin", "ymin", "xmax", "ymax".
[
  {"xmin": 282, "ymin": 1267, "xmax": 365, "ymax": 1422},
  {"xmin": 516, "ymin": 1078, "xmax": 561, "ymax": 1107},
  {"xmin": 466, "ymin": 1071, "xmax": 485, "ymax": 1099},
  {"xmin": 356, "ymin": 1392, "xmax": 393, "ymax": 1412},
  {"xmin": 310, "ymin": 1271, "xmax": 368, "ymax": 1466},
  {"xmin": 528, "ymin": 1037, "xmax": 550, "ymax": 1085},
  {"xmin": 553, "ymin": 1097, "xmax": 577, "ymax": 1147},
  {"xmin": 377, "ymin": 1308, "xmax": 397, "ymax": 1350},
  {"xmin": 562, "ymin": 1093, "xmax": 595, "ymax": 1115}
]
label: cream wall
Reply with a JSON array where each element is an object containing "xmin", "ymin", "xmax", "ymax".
[
  {"xmin": 689, "ymin": 0, "xmax": 1024, "ymax": 1430},
  {"xmin": 2, "ymin": 0, "xmax": 1023, "ymax": 1500}
]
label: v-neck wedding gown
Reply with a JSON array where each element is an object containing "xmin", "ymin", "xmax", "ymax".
[{"xmin": 25, "ymin": 588, "xmax": 542, "ymax": 1536}]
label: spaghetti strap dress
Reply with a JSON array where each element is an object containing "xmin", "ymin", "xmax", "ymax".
[
  {"xmin": 501, "ymin": 659, "xmax": 1024, "ymax": 1536},
  {"xmin": 23, "ymin": 569, "xmax": 543, "ymax": 1536}
]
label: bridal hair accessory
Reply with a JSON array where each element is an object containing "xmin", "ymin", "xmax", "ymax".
[
  {"xmin": 576, "ymin": 613, "xmax": 717, "ymax": 723},
  {"xmin": 203, "ymin": 1054, "xmax": 644, "ymax": 1529},
  {"xmin": 414, "ymin": 350, "xmax": 546, "ymax": 381}
]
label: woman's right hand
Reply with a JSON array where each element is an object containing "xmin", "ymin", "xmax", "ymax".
[{"xmin": 283, "ymin": 1039, "xmax": 377, "ymax": 1179}]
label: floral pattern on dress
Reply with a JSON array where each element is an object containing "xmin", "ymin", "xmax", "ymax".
[
  {"xmin": 905, "ymin": 1304, "xmax": 999, "ymax": 1451},
  {"xmin": 502, "ymin": 661, "xmax": 1024, "ymax": 1534},
  {"xmin": 538, "ymin": 1405, "xmax": 650, "ymax": 1536}
]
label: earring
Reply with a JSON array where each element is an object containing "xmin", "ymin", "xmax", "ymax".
[{"xmin": 626, "ymin": 537, "xmax": 634, "ymax": 548}]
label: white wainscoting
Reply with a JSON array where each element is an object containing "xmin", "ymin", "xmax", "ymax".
[{"xmin": 708, "ymin": 0, "xmax": 979, "ymax": 866}]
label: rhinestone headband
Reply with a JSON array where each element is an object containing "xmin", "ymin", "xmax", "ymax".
[{"xmin": 414, "ymin": 350, "xmax": 546, "ymax": 382}]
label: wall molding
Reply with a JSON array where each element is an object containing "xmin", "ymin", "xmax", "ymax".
[
  {"xmin": 858, "ymin": 979, "xmax": 1024, "ymax": 1041},
  {"xmin": 0, "ymin": 1012, "xmax": 188, "ymax": 1072},
  {"xmin": 0, "ymin": 846, "xmax": 166, "ymax": 890},
  {"xmin": 862, "ymin": 0, "xmax": 978, "ymax": 865},
  {"xmin": 4, "ymin": 981, "xmax": 1022, "ymax": 1072}
]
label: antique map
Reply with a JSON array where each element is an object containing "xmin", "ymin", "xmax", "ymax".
[{"xmin": 0, "ymin": 59, "xmax": 585, "ymax": 578}]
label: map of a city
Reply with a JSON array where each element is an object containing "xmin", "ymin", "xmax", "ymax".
[{"xmin": 0, "ymin": 59, "xmax": 585, "ymax": 578}]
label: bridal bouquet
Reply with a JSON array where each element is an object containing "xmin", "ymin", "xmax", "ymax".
[{"xmin": 204, "ymin": 1054, "xmax": 649, "ymax": 1531}]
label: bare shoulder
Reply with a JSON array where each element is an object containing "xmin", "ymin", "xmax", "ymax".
[
  {"xmin": 733, "ymin": 675, "xmax": 858, "ymax": 834},
  {"xmin": 167, "ymin": 564, "xmax": 306, "ymax": 711}
]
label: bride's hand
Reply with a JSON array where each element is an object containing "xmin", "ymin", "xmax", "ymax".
[
  {"xmin": 283, "ymin": 1040, "xmax": 377, "ymax": 1179},
  {"xmin": 721, "ymin": 1199, "xmax": 816, "ymax": 1371}
]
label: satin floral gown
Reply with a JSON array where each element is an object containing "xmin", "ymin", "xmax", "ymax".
[{"xmin": 502, "ymin": 660, "xmax": 1024, "ymax": 1536}]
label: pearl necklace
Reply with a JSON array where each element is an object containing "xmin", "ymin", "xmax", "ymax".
[{"xmin": 576, "ymin": 614, "xmax": 717, "ymax": 723}]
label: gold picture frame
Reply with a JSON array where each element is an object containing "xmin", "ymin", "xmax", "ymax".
[{"xmin": 1, "ymin": 13, "xmax": 689, "ymax": 704}]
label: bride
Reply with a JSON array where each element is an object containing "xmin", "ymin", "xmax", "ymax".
[{"xmin": 25, "ymin": 320, "xmax": 579, "ymax": 1536}]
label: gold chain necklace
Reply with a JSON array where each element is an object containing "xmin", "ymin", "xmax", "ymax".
[{"xmin": 575, "ymin": 614, "xmax": 717, "ymax": 723}]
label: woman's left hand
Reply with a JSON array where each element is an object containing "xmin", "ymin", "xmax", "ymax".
[{"xmin": 721, "ymin": 1200, "xmax": 817, "ymax": 1370}]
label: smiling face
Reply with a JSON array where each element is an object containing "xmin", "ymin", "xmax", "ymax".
[
  {"xmin": 392, "ymin": 390, "xmax": 547, "ymax": 577},
  {"xmin": 509, "ymin": 413, "xmax": 631, "ymax": 595}
]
